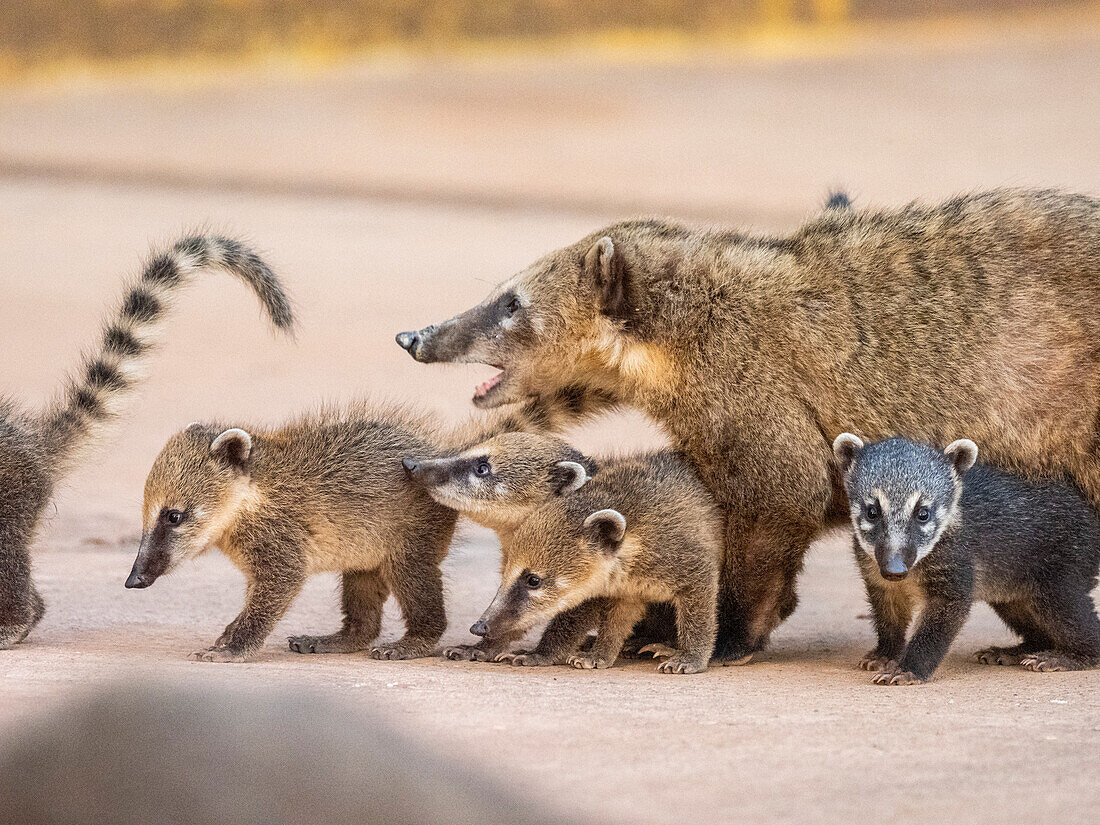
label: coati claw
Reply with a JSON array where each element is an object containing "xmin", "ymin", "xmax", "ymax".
[
  {"xmin": 859, "ymin": 652, "xmax": 898, "ymax": 672},
  {"xmin": 496, "ymin": 652, "xmax": 557, "ymax": 667},
  {"xmin": 872, "ymin": 669, "xmax": 926, "ymax": 685},
  {"xmin": 442, "ymin": 644, "xmax": 495, "ymax": 662},
  {"xmin": 637, "ymin": 643, "xmax": 679, "ymax": 659},
  {"xmin": 190, "ymin": 648, "xmax": 250, "ymax": 664},
  {"xmin": 567, "ymin": 654, "xmax": 612, "ymax": 669},
  {"xmin": 975, "ymin": 646, "xmax": 1028, "ymax": 666},
  {"xmin": 1020, "ymin": 652, "xmax": 1082, "ymax": 672},
  {"xmin": 370, "ymin": 640, "xmax": 433, "ymax": 660},
  {"xmin": 656, "ymin": 656, "xmax": 707, "ymax": 674}
]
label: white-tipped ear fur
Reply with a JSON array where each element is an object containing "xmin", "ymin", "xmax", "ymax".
[
  {"xmin": 211, "ymin": 428, "xmax": 252, "ymax": 466},
  {"xmin": 583, "ymin": 508, "xmax": 627, "ymax": 548},
  {"xmin": 832, "ymin": 433, "xmax": 864, "ymax": 473},
  {"xmin": 555, "ymin": 461, "xmax": 589, "ymax": 495},
  {"xmin": 944, "ymin": 439, "xmax": 978, "ymax": 475},
  {"xmin": 595, "ymin": 237, "xmax": 614, "ymax": 271}
]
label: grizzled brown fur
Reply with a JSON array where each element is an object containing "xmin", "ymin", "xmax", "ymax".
[
  {"xmin": 397, "ymin": 188, "xmax": 1100, "ymax": 661},
  {"xmin": 130, "ymin": 390, "xmax": 603, "ymax": 662},
  {"xmin": 466, "ymin": 450, "xmax": 722, "ymax": 674},
  {"xmin": 0, "ymin": 235, "xmax": 293, "ymax": 649}
]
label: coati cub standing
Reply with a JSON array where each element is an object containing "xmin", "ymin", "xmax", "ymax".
[
  {"xmin": 456, "ymin": 450, "xmax": 722, "ymax": 674},
  {"xmin": 0, "ymin": 235, "xmax": 294, "ymax": 649},
  {"xmin": 834, "ymin": 434, "xmax": 1100, "ymax": 685},
  {"xmin": 127, "ymin": 393, "xmax": 592, "ymax": 663}
]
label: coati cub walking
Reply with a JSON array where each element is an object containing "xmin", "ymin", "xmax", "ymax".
[
  {"xmin": 0, "ymin": 235, "xmax": 294, "ymax": 649},
  {"xmin": 834, "ymin": 434, "xmax": 1100, "ymax": 685},
  {"xmin": 128, "ymin": 392, "xmax": 595, "ymax": 663},
  {"xmin": 456, "ymin": 450, "xmax": 722, "ymax": 674}
]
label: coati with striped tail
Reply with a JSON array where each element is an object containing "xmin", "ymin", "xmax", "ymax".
[
  {"xmin": 834, "ymin": 434, "xmax": 1100, "ymax": 684},
  {"xmin": 127, "ymin": 389, "xmax": 604, "ymax": 663},
  {"xmin": 396, "ymin": 188, "xmax": 1100, "ymax": 663},
  {"xmin": 0, "ymin": 235, "xmax": 294, "ymax": 649},
  {"xmin": 408, "ymin": 441, "xmax": 722, "ymax": 673}
]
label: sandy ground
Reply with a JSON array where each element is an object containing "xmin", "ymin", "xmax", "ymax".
[{"xmin": 1, "ymin": 15, "xmax": 1099, "ymax": 825}]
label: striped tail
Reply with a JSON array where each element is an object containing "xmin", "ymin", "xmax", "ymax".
[
  {"xmin": 460, "ymin": 384, "xmax": 618, "ymax": 447},
  {"xmin": 40, "ymin": 234, "xmax": 295, "ymax": 473}
]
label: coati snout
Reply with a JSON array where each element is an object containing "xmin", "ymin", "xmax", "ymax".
[{"xmin": 834, "ymin": 433, "xmax": 978, "ymax": 580}]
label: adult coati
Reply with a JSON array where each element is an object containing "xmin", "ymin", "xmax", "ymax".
[
  {"xmin": 396, "ymin": 188, "xmax": 1100, "ymax": 662},
  {"xmin": 127, "ymin": 391, "xmax": 600, "ymax": 662},
  {"xmin": 0, "ymin": 235, "xmax": 294, "ymax": 648}
]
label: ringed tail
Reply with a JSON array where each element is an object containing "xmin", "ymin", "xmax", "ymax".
[{"xmin": 40, "ymin": 234, "xmax": 295, "ymax": 473}]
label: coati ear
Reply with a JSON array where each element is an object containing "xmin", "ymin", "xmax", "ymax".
[
  {"xmin": 832, "ymin": 433, "xmax": 865, "ymax": 474},
  {"xmin": 550, "ymin": 461, "xmax": 589, "ymax": 495},
  {"xmin": 944, "ymin": 439, "xmax": 978, "ymax": 476},
  {"xmin": 583, "ymin": 236, "xmax": 630, "ymax": 321},
  {"xmin": 583, "ymin": 508, "xmax": 627, "ymax": 553},
  {"xmin": 210, "ymin": 428, "xmax": 253, "ymax": 470}
]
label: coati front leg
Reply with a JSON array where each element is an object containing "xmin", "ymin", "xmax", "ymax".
[
  {"xmin": 193, "ymin": 566, "xmax": 306, "ymax": 663},
  {"xmin": 289, "ymin": 568, "xmax": 389, "ymax": 654},
  {"xmin": 568, "ymin": 599, "xmax": 645, "ymax": 670},
  {"xmin": 444, "ymin": 631, "xmax": 523, "ymax": 662},
  {"xmin": 370, "ymin": 543, "xmax": 447, "ymax": 660},
  {"xmin": 1019, "ymin": 591, "xmax": 1100, "ymax": 672},
  {"xmin": 874, "ymin": 593, "xmax": 972, "ymax": 685},
  {"xmin": 856, "ymin": 551, "xmax": 912, "ymax": 672},
  {"xmin": 0, "ymin": 529, "xmax": 45, "ymax": 650},
  {"xmin": 654, "ymin": 578, "xmax": 718, "ymax": 675},
  {"xmin": 498, "ymin": 598, "xmax": 608, "ymax": 666}
]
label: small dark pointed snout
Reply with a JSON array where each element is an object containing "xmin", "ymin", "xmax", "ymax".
[
  {"xmin": 470, "ymin": 619, "xmax": 490, "ymax": 637},
  {"xmin": 395, "ymin": 330, "xmax": 419, "ymax": 354},
  {"xmin": 881, "ymin": 554, "xmax": 909, "ymax": 581},
  {"xmin": 125, "ymin": 567, "xmax": 151, "ymax": 589}
]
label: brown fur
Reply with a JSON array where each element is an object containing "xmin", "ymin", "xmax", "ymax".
[
  {"xmin": 466, "ymin": 451, "xmax": 722, "ymax": 674},
  {"xmin": 128, "ymin": 390, "xmax": 599, "ymax": 662},
  {"xmin": 397, "ymin": 188, "xmax": 1100, "ymax": 660},
  {"xmin": 0, "ymin": 235, "xmax": 294, "ymax": 649}
]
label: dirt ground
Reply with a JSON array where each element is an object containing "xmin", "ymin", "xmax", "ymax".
[{"xmin": 1, "ymin": 14, "xmax": 1099, "ymax": 825}]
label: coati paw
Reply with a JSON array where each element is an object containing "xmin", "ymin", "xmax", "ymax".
[
  {"xmin": 568, "ymin": 654, "xmax": 613, "ymax": 670},
  {"xmin": 190, "ymin": 647, "xmax": 250, "ymax": 663},
  {"xmin": 1020, "ymin": 652, "xmax": 1088, "ymax": 672},
  {"xmin": 859, "ymin": 652, "xmax": 898, "ymax": 672},
  {"xmin": 370, "ymin": 640, "xmax": 434, "ymax": 660},
  {"xmin": 872, "ymin": 669, "xmax": 926, "ymax": 685},
  {"xmin": 287, "ymin": 633, "xmax": 370, "ymax": 654},
  {"xmin": 637, "ymin": 642, "xmax": 679, "ymax": 659},
  {"xmin": 975, "ymin": 646, "xmax": 1028, "ymax": 666},
  {"xmin": 656, "ymin": 655, "xmax": 707, "ymax": 674},
  {"xmin": 442, "ymin": 644, "xmax": 496, "ymax": 662},
  {"xmin": 496, "ymin": 652, "xmax": 557, "ymax": 667}
]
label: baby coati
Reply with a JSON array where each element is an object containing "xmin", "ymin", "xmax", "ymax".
[
  {"xmin": 834, "ymin": 434, "xmax": 1100, "ymax": 685},
  {"xmin": 0, "ymin": 235, "xmax": 294, "ymax": 649},
  {"xmin": 127, "ymin": 391, "xmax": 597, "ymax": 662},
  {"xmin": 455, "ymin": 449, "xmax": 722, "ymax": 674}
]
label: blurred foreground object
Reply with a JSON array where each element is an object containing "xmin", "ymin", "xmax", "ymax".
[{"xmin": 0, "ymin": 681, "xmax": 585, "ymax": 825}]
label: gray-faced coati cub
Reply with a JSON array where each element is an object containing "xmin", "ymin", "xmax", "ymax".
[
  {"xmin": 0, "ymin": 235, "xmax": 294, "ymax": 649},
  {"xmin": 127, "ymin": 392, "xmax": 596, "ymax": 663},
  {"xmin": 834, "ymin": 434, "xmax": 1100, "ymax": 685},
  {"xmin": 459, "ymin": 450, "xmax": 722, "ymax": 674}
]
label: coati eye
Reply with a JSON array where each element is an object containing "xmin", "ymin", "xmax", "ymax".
[
  {"xmin": 866, "ymin": 502, "xmax": 881, "ymax": 520},
  {"xmin": 915, "ymin": 506, "xmax": 931, "ymax": 523},
  {"xmin": 165, "ymin": 510, "xmax": 185, "ymax": 526},
  {"xmin": 525, "ymin": 573, "xmax": 543, "ymax": 589},
  {"xmin": 505, "ymin": 296, "xmax": 522, "ymax": 316},
  {"xmin": 475, "ymin": 461, "xmax": 491, "ymax": 477}
]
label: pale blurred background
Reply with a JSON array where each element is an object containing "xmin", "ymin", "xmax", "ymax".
[{"xmin": 1, "ymin": 3, "xmax": 1099, "ymax": 824}]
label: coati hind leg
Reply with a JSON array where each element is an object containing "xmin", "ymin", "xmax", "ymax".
[
  {"xmin": 193, "ymin": 566, "xmax": 306, "ymax": 663},
  {"xmin": 289, "ymin": 569, "xmax": 389, "ymax": 654},
  {"xmin": 1019, "ymin": 591, "xmax": 1100, "ymax": 672},
  {"xmin": 371, "ymin": 540, "xmax": 448, "ymax": 661},
  {"xmin": 975, "ymin": 601, "xmax": 1051, "ymax": 666},
  {"xmin": 620, "ymin": 602, "xmax": 676, "ymax": 659},
  {"xmin": 568, "ymin": 599, "xmax": 646, "ymax": 670},
  {"xmin": 0, "ymin": 535, "xmax": 45, "ymax": 650}
]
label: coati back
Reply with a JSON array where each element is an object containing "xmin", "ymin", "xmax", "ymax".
[
  {"xmin": 467, "ymin": 451, "xmax": 722, "ymax": 674},
  {"xmin": 127, "ymin": 390, "xmax": 601, "ymax": 662},
  {"xmin": 834, "ymin": 434, "xmax": 1100, "ymax": 684},
  {"xmin": 0, "ymin": 235, "xmax": 294, "ymax": 648}
]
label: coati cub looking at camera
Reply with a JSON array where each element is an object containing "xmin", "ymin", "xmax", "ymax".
[
  {"xmin": 0, "ymin": 234, "xmax": 294, "ymax": 649},
  {"xmin": 834, "ymin": 434, "xmax": 1100, "ymax": 685},
  {"xmin": 448, "ymin": 449, "xmax": 722, "ymax": 674},
  {"xmin": 127, "ymin": 392, "xmax": 597, "ymax": 663}
]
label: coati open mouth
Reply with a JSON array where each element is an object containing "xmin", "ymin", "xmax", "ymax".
[{"xmin": 472, "ymin": 366, "xmax": 514, "ymax": 408}]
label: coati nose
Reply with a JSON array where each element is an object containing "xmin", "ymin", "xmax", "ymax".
[
  {"xmin": 402, "ymin": 457, "xmax": 421, "ymax": 476},
  {"xmin": 881, "ymin": 555, "xmax": 909, "ymax": 581},
  {"xmin": 395, "ymin": 331, "xmax": 419, "ymax": 354},
  {"xmin": 470, "ymin": 619, "xmax": 490, "ymax": 637},
  {"xmin": 125, "ymin": 571, "xmax": 149, "ymax": 589}
]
